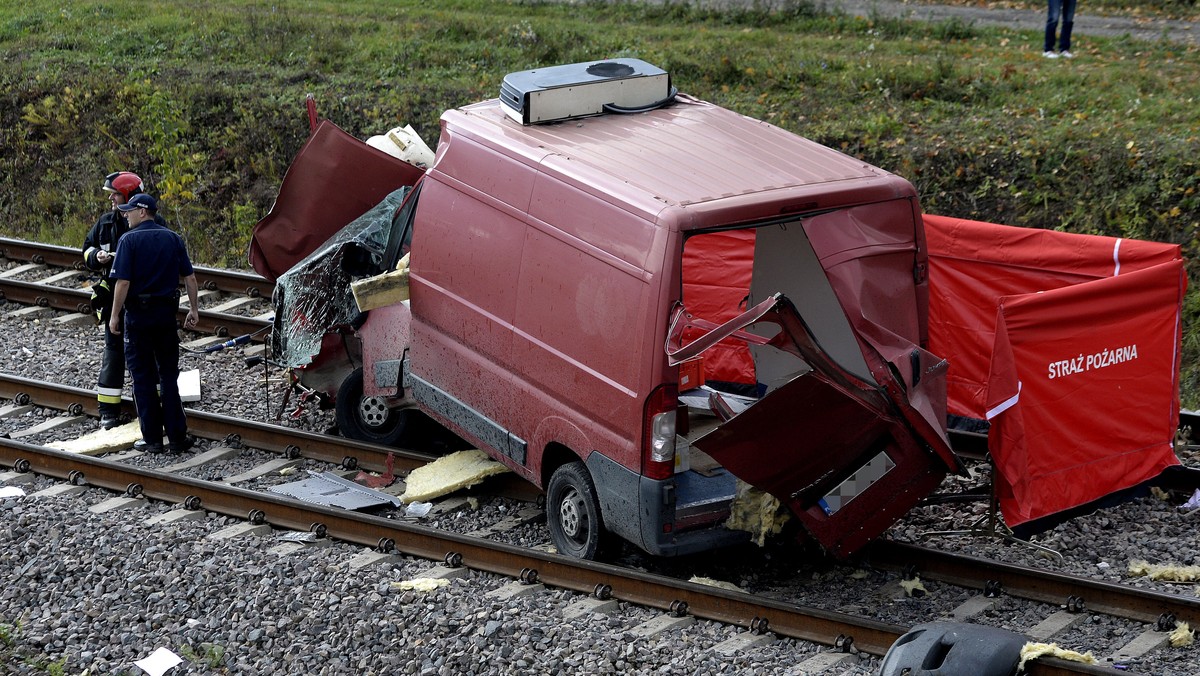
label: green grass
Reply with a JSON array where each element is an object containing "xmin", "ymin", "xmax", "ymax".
[{"xmin": 2, "ymin": 0, "xmax": 1200, "ymax": 400}]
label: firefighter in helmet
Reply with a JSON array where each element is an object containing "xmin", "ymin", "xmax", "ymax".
[{"xmin": 82, "ymin": 171, "xmax": 165, "ymax": 428}]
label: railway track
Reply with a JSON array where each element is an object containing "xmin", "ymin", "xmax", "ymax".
[
  {"xmin": 0, "ymin": 372, "xmax": 540, "ymax": 502},
  {"xmin": 1, "ymin": 237, "xmax": 1001, "ymax": 458},
  {"xmin": 2, "ymin": 237, "xmax": 1197, "ymax": 673},
  {"xmin": 0, "ymin": 237, "xmax": 273, "ymax": 340},
  {"xmin": 0, "ymin": 375, "xmax": 1190, "ymax": 674}
]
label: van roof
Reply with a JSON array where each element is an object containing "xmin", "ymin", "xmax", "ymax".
[{"xmin": 446, "ymin": 94, "xmax": 909, "ymax": 226}]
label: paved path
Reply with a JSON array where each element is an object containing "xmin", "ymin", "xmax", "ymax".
[
  {"xmin": 826, "ymin": 0, "xmax": 1198, "ymax": 45},
  {"xmin": 678, "ymin": 0, "xmax": 1199, "ymax": 45}
]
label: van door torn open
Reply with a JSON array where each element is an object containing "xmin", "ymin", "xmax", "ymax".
[{"xmin": 669, "ymin": 292, "xmax": 959, "ymax": 557}]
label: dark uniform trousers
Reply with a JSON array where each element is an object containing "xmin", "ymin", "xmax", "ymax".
[
  {"xmin": 123, "ymin": 300, "xmax": 186, "ymax": 445},
  {"xmin": 97, "ymin": 301, "xmax": 125, "ymax": 418}
]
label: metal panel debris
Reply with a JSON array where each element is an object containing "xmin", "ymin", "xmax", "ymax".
[{"xmin": 268, "ymin": 470, "xmax": 402, "ymax": 510}]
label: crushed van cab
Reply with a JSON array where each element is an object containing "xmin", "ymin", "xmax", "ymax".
[{"xmin": 252, "ymin": 59, "xmax": 962, "ymax": 559}]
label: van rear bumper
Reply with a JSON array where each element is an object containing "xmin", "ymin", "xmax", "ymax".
[{"xmin": 586, "ymin": 453, "xmax": 749, "ymax": 557}]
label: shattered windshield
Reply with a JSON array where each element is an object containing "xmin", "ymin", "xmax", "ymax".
[{"xmin": 271, "ymin": 186, "xmax": 412, "ymax": 368}]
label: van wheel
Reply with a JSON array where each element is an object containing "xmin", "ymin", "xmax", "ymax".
[
  {"xmin": 335, "ymin": 367, "xmax": 407, "ymax": 446},
  {"xmin": 547, "ymin": 461, "xmax": 607, "ymax": 560}
]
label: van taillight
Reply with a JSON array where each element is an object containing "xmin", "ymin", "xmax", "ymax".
[{"xmin": 642, "ymin": 384, "xmax": 677, "ymax": 481}]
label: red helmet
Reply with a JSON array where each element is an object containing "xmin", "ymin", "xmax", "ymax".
[{"xmin": 102, "ymin": 171, "xmax": 144, "ymax": 201}]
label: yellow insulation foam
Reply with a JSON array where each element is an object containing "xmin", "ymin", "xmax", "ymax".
[
  {"xmin": 391, "ymin": 578, "xmax": 450, "ymax": 592},
  {"xmin": 48, "ymin": 421, "xmax": 142, "ymax": 455},
  {"xmin": 1128, "ymin": 559, "xmax": 1200, "ymax": 582},
  {"xmin": 1170, "ymin": 622, "xmax": 1194, "ymax": 647},
  {"xmin": 1018, "ymin": 643, "xmax": 1097, "ymax": 671},
  {"xmin": 400, "ymin": 449, "xmax": 510, "ymax": 503},
  {"xmin": 724, "ymin": 479, "xmax": 791, "ymax": 547},
  {"xmin": 899, "ymin": 578, "xmax": 927, "ymax": 597},
  {"xmin": 689, "ymin": 576, "xmax": 742, "ymax": 592}
]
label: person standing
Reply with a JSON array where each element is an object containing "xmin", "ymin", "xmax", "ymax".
[
  {"xmin": 1044, "ymin": 0, "xmax": 1077, "ymax": 58},
  {"xmin": 108, "ymin": 194, "xmax": 200, "ymax": 454},
  {"xmin": 82, "ymin": 171, "xmax": 144, "ymax": 429}
]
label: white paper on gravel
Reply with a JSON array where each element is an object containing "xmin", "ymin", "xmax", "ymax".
[
  {"xmin": 405, "ymin": 501, "xmax": 432, "ymax": 517},
  {"xmin": 1182, "ymin": 488, "xmax": 1200, "ymax": 511},
  {"xmin": 134, "ymin": 647, "xmax": 182, "ymax": 675},
  {"xmin": 0, "ymin": 486, "xmax": 25, "ymax": 498}
]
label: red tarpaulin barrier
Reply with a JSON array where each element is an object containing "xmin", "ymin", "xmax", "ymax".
[
  {"xmin": 682, "ymin": 229, "xmax": 757, "ymax": 386},
  {"xmin": 925, "ymin": 214, "xmax": 1184, "ymax": 526}
]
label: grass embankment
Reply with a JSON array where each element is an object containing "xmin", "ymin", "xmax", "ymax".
[{"xmin": 2, "ymin": 0, "xmax": 1198, "ymax": 399}]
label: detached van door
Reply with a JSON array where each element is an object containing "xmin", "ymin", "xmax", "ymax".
[{"xmin": 669, "ymin": 294, "xmax": 958, "ymax": 558}]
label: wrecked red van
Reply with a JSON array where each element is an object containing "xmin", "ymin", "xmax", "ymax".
[{"xmin": 253, "ymin": 59, "xmax": 960, "ymax": 559}]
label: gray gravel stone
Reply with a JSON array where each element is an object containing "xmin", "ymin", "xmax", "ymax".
[{"xmin": 3, "ymin": 273, "xmax": 1200, "ymax": 673}]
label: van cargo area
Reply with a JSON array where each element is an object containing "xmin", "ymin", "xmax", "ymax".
[{"xmin": 666, "ymin": 213, "xmax": 961, "ymax": 557}]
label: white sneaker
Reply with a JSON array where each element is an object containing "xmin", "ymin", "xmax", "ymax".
[
  {"xmin": 1060, "ymin": 50, "xmax": 1074, "ymax": 58},
  {"xmin": 1043, "ymin": 51, "xmax": 1059, "ymax": 58}
]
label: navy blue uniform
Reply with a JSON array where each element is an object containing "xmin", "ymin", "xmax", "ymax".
[{"xmin": 111, "ymin": 222, "xmax": 195, "ymax": 446}]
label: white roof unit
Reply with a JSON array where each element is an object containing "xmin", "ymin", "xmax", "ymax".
[{"xmin": 500, "ymin": 59, "xmax": 674, "ymax": 125}]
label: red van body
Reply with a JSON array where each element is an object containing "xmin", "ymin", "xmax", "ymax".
[{"xmin": 255, "ymin": 88, "xmax": 959, "ymax": 559}]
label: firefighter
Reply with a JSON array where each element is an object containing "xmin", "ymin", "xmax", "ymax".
[{"xmin": 82, "ymin": 171, "xmax": 144, "ymax": 429}]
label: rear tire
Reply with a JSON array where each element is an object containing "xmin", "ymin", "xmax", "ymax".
[
  {"xmin": 546, "ymin": 461, "xmax": 608, "ymax": 560},
  {"xmin": 335, "ymin": 367, "xmax": 407, "ymax": 446}
]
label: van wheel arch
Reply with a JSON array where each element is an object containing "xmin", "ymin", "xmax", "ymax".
[{"xmin": 539, "ymin": 443, "xmax": 581, "ymax": 487}]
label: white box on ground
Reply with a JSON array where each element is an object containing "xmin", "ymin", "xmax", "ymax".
[{"xmin": 178, "ymin": 369, "xmax": 201, "ymax": 402}]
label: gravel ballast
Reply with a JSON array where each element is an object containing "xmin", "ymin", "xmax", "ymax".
[{"xmin": 2, "ymin": 287, "xmax": 1200, "ymax": 674}]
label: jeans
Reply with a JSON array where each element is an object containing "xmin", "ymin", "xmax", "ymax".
[{"xmin": 1045, "ymin": 0, "xmax": 1077, "ymax": 52}]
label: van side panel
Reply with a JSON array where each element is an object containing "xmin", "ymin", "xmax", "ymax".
[
  {"xmin": 428, "ymin": 127, "xmax": 541, "ymax": 212},
  {"xmin": 527, "ymin": 154, "xmax": 663, "ymax": 271},
  {"xmin": 408, "ymin": 134, "xmax": 539, "ymax": 475},
  {"xmin": 509, "ymin": 174, "xmax": 662, "ymax": 477}
]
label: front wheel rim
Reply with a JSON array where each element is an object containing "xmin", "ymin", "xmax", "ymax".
[
  {"xmin": 558, "ymin": 487, "xmax": 586, "ymax": 541},
  {"xmin": 359, "ymin": 396, "xmax": 392, "ymax": 429}
]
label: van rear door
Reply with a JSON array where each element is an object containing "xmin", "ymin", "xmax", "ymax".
[{"xmin": 670, "ymin": 291, "xmax": 958, "ymax": 558}]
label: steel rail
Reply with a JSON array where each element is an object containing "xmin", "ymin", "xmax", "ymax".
[
  {"xmin": 5, "ymin": 372, "xmax": 1191, "ymax": 630},
  {"xmin": 0, "ymin": 371, "xmax": 539, "ymax": 500},
  {"xmin": 0, "ymin": 378, "xmax": 1126, "ymax": 672},
  {"xmin": 0, "ymin": 435, "xmax": 904, "ymax": 653},
  {"xmin": 866, "ymin": 539, "xmax": 1200, "ymax": 626},
  {"xmin": 0, "ymin": 436, "xmax": 1112, "ymax": 674},
  {"xmin": 0, "ymin": 371, "xmax": 417, "ymax": 470},
  {"xmin": 0, "ymin": 276, "xmax": 269, "ymax": 340},
  {"xmin": 0, "ymin": 236, "xmax": 275, "ymax": 298},
  {"xmin": 0, "ymin": 237, "xmax": 104, "ymax": 271}
]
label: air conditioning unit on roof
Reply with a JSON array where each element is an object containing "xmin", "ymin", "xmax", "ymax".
[{"xmin": 500, "ymin": 59, "xmax": 673, "ymax": 125}]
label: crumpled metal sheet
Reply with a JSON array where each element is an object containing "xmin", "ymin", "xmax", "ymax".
[
  {"xmin": 271, "ymin": 187, "xmax": 411, "ymax": 368},
  {"xmin": 267, "ymin": 470, "xmax": 403, "ymax": 510},
  {"xmin": 249, "ymin": 119, "xmax": 425, "ymax": 281}
]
